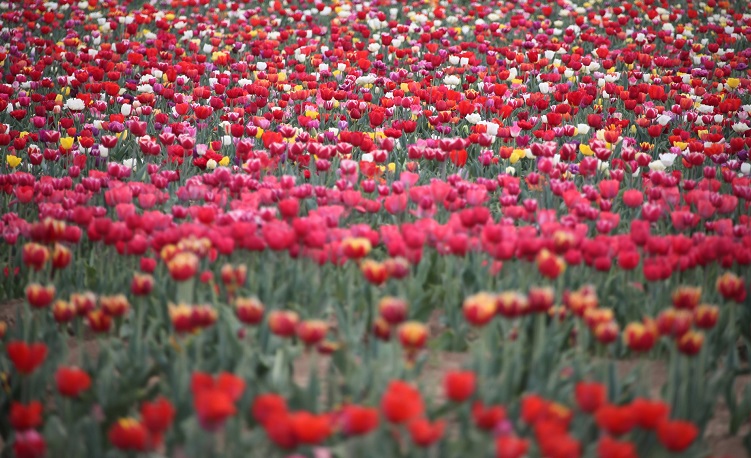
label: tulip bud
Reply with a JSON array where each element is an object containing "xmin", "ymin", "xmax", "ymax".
[
  {"xmin": 140, "ymin": 257, "xmax": 157, "ymax": 273},
  {"xmin": 169, "ymin": 304, "xmax": 195, "ymax": 333},
  {"xmin": 52, "ymin": 300, "xmax": 76, "ymax": 323},
  {"xmin": 373, "ymin": 317, "xmax": 391, "ymax": 341},
  {"xmin": 462, "ymin": 292, "xmax": 497, "ymax": 326},
  {"xmin": 677, "ymin": 330, "xmax": 704, "ymax": 356},
  {"xmin": 341, "ymin": 237, "xmax": 372, "ymax": 260},
  {"xmin": 656, "ymin": 308, "xmax": 692, "ymax": 338},
  {"xmin": 693, "ymin": 304, "xmax": 719, "ymax": 329},
  {"xmin": 22, "ymin": 242, "xmax": 50, "ymax": 271},
  {"xmin": 536, "ymin": 249, "xmax": 566, "ymax": 279},
  {"xmin": 71, "ymin": 292, "xmax": 97, "ymax": 316},
  {"xmin": 87, "ymin": 310, "xmax": 112, "ymax": 333},
  {"xmin": 716, "ymin": 272, "xmax": 746, "ymax": 303},
  {"xmin": 52, "ymin": 243, "xmax": 72, "ymax": 269},
  {"xmin": 100, "ymin": 295, "xmax": 130, "ymax": 317},
  {"xmin": 25, "ymin": 283, "xmax": 56, "ymax": 309},
  {"xmin": 167, "ymin": 252, "xmax": 199, "ymax": 281},
  {"xmin": 671, "ymin": 286, "xmax": 701, "ymax": 310},
  {"xmin": 360, "ymin": 259, "xmax": 389, "ymax": 285},
  {"xmin": 131, "ymin": 273, "xmax": 154, "ymax": 296},
  {"xmin": 235, "ymin": 297, "xmax": 264, "ymax": 325},
  {"xmin": 268, "ymin": 310, "xmax": 300, "ymax": 338},
  {"xmin": 528, "ymin": 286, "xmax": 555, "ymax": 313},
  {"xmin": 593, "ymin": 321, "xmax": 619, "ymax": 344},
  {"xmin": 220, "ymin": 264, "xmax": 247, "ymax": 294},
  {"xmin": 384, "ymin": 257, "xmax": 410, "ymax": 279},
  {"xmin": 565, "ymin": 285, "xmax": 599, "ymax": 316},
  {"xmin": 398, "ymin": 321, "xmax": 428, "ymax": 350},
  {"xmin": 378, "ymin": 297, "xmax": 408, "ymax": 325},
  {"xmin": 584, "ymin": 308, "xmax": 614, "ymax": 329},
  {"xmin": 496, "ymin": 291, "xmax": 528, "ymax": 318},
  {"xmin": 624, "ymin": 319, "xmax": 658, "ymax": 352},
  {"xmin": 317, "ymin": 340, "xmax": 341, "ymax": 355},
  {"xmin": 297, "ymin": 320, "xmax": 328, "ymax": 346},
  {"xmin": 191, "ymin": 305, "xmax": 217, "ymax": 329}
]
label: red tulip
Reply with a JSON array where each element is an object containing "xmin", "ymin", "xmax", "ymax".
[
  {"xmin": 495, "ymin": 435, "xmax": 530, "ymax": 458},
  {"xmin": 7, "ymin": 341, "xmax": 47, "ymax": 375},
  {"xmin": 252, "ymin": 393, "xmax": 288, "ymax": 425},
  {"xmin": 289, "ymin": 411, "xmax": 332, "ymax": 445},
  {"xmin": 13, "ymin": 430, "xmax": 46, "ymax": 458},
  {"xmin": 595, "ymin": 404, "xmax": 637, "ymax": 436},
  {"xmin": 597, "ymin": 436, "xmax": 638, "ymax": 458},
  {"xmin": 10, "ymin": 402, "xmax": 43, "ymax": 431},
  {"xmin": 108, "ymin": 418, "xmax": 148, "ymax": 451},
  {"xmin": 575, "ymin": 381, "xmax": 606, "ymax": 413},
  {"xmin": 462, "ymin": 292, "xmax": 497, "ymax": 326},
  {"xmin": 657, "ymin": 419, "xmax": 698, "ymax": 452},
  {"xmin": 408, "ymin": 418, "xmax": 445, "ymax": 447},
  {"xmin": 340, "ymin": 404, "xmax": 379, "ymax": 436},
  {"xmin": 55, "ymin": 366, "xmax": 92, "ymax": 397},
  {"xmin": 443, "ymin": 371, "xmax": 476, "ymax": 402},
  {"xmin": 472, "ymin": 401, "xmax": 506, "ymax": 430},
  {"xmin": 140, "ymin": 397, "xmax": 175, "ymax": 436},
  {"xmin": 631, "ymin": 398, "xmax": 670, "ymax": 429},
  {"xmin": 25, "ymin": 283, "xmax": 56, "ymax": 308},
  {"xmin": 381, "ymin": 380, "xmax": 424, "ymax": 423}
]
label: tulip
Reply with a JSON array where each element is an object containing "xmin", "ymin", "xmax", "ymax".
[
  {"xmin": 716, "ymin": 272, "xmax": 746, "ymax": 303},
  {"xmin": 71, "ymin": 292, "xmax": 97, "ymax": 316},
  {"xmin": 10, "ymin": 402, "xmax": 43, "ymax": 431},
  {"xmin": 268, "ymin": 310, "xmax": 300, "ymax": 338},
  {"xmin": 341, "ymin": 237, "xmax": 372, "ymax": 259},
  {"xmin": 108, "ymin": 418, "xmax": 148, "ymax": 451},
  {"xmin": 13, "ymin": 430, "xmax": 46, "ymax": 458},
  {"xmin": 657, "ymin": 419, "xmax": 698, "ymax": 452},
  {"xmin": 443, "ymin": 371, "xmax": 476, "ymax": 402},
  {"xmin": 55, "ymin": 366, "xmax": 92, "ymax": 397},
  {"xmin": 100, "ymin": 294, "xmax": 130, "ymax": 317},
  {"xmin": 397, "ymin": 321, "xmax": 428, "ymax": 350},
  {"xmin": 381, "ymin": 381, "xmax": 424, "ymax": 424},
  {"xmin": 140, "ymin": 397, "xmax": 175, "ymax": 439},
  {"xmin": 235, "ymin": 297, "xmax": 265, "ymax": 325},
  {"xmin": 693, "ymin": 304, "xmax": 719, "ymax": 329},
  {"xmin": 575, "ymin": 382, "xmax": 606, "ymax": 413},
  {"xmin": 340, "ymin": 405, "xmax": 379, "ymax": 436},
  {"xmin": 296, "ymin": 320, "xmax": 328, "ymax": 346},
  {"xmin": 6, "ymin": 342, "xmax": 47, "ymax": 375},
  {"xmin": 360, "ymin": 259, "xmax": 389, "ymax": 285},
  {"xmin": 595, "ymin": 404, "xmax": 637, "ymax": 436},
  {"xmin": 52, "ymin": 300, "xmax": 76, "ymax": 323},
  {"xmin": 462, "ymin": 292, "xmax": 497, "ymax": 326},
  {"xmin": 25, "ymin": 283, "xmax": 55, "ymax": 309},
  {"xmin": 167, "ymin": 251, "xmax": 199, "ymax": 282},
  {"xmin": 378, "ymin": 297, "xmax": 408, "ymax": 325},
  {"xmin": 623, "ymin": 320, "xmax": 657, "ymax": 352}
]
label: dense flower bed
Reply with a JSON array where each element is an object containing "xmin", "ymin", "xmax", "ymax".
[{"xmin": 1, "ymin": 0, "xmax": 751, "ymax": 456}]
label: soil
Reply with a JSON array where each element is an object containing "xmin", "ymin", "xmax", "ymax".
[{"xmin": 1, "ymin": 300, "xmax": 748, "ymax": 457}]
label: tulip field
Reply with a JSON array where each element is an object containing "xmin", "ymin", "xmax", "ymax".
[{"xmin": 2, "ymin": 0, "xmax": 751, "ymax": 456}]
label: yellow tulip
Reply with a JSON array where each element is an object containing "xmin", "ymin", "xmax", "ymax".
[
  {"xmin": 60, "ymin": 137, "xmax": 75, "ymax": 150},
  {"xmin": 6, "ymin": 155, "xmax": 21, "ymax": 168},
  {"xmin": 219, "ymin": 157, "xmax": 230, "ymax": 166},
  {"xmin": 510, "ymin": 150, "xmax": 525, "ymax": 164},
  {"xmin": 579, "ymin": 144, "xmax": 594, "ymax": 156},
  {"xmin": 727, "ymin": 78, "xmax": 740, "ymax": 89}
]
